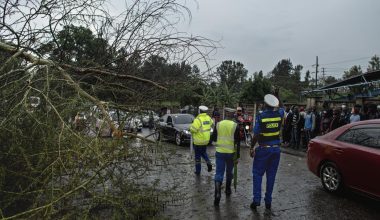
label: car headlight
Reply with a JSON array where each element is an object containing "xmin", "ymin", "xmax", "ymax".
[
  {"xmin": 245, "ymin": 125, "xmax": 250, "ymax": 130},
  {"xmin": 183, "ymin": 130, "xmax": 190, "ymax": 135}
]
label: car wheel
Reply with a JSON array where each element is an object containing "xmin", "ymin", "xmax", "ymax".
[
  {"xmin": 175, "ymin": 132, "xmax": 182, "ymax": 146},
  {"xmin": 320, "ymin": 162, "xmax": 343, "ymax": 193}
]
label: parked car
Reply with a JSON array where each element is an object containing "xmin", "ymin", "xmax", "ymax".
[
  {"xmin": 154, "ymin": 113, "xmax": 194, "ymax": 146},
  {"xmin": 124, "ymin": 117, "xmax": 143, "ymax": 132},
  {"xmin": 307, "ymin": 119, "xmax": 380, "ymax": 199},
  {"xmin": 141, "ymin": 110, "xmax": 159, "ymax": 128},
  {"xmin": 109, "ymin": 110, "xmax": 142, "ymax": 133}
]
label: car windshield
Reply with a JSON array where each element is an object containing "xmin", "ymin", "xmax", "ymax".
[{"xmin": 173, "ymin": 115, "xmax": 194, "ymax": 124}]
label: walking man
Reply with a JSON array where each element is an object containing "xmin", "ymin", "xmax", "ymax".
[
  {"xmin": 213, "ymin": 108, "xmax": 240, "ymax": 206},
  {"xmin": 190, "ymin": 105, "xmax": 213, "ymax": 175},
  {"xmin": 250, "ymin": 94, "xmax": 284, "ymax": 210}
]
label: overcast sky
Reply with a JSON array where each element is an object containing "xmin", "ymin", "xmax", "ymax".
[{"xmin": 177, "ymin": 0, "xmax": 380, "ymax": 78}]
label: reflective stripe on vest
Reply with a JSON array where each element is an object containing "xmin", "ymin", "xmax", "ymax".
[
  {"xmin": 261, "ymin": 131, "xmax": 280, "ymax": 136},
  {"xmin": 258, "ymin": 111, "xmax": 282, "ymax": 144},
  {"xmin": 192, "ymin": 114, "xmax": 212, "ymax": 145},
  {"xmin": 261, "ymin": 117, "xmax": 281, "ymax": 122},
  {"xmin": 216, "ymin": 120, "xmax": 237, "ymax": 153}
]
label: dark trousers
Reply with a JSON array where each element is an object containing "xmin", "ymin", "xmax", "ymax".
[
  {"xmin": 304, "ymin": 129, "xmax": 313, "ymax": 148},
  {"xmin": 290, "ymin": 127, "xmax": 300, "ymax": 149},
  {"xmin": 282, "ymin": 127, "xmax": 291, "ymax": 143},
  {"xmin": 252, "ymin": 146, "xmax": 281, "ymax": 205},
  {"xmin": 194, "ymin": 145, "xmax": 210, "ymax": 174},
  {"xmin": 214, "ymin": 152, "xmax": 234, "ymax": 183}
]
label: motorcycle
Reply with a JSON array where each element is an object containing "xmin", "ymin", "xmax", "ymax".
[{"xmin": 237, "ymin": 114, "xmax": 253, "ymax": 147}]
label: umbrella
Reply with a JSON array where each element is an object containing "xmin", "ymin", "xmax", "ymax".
[
  {"xmin": 233, "ymin": 144, "xmax": 238, "ymax": 192},
  {"xmin": 190, "ymin": 134, "xmax": 193, "ymax": 159}
]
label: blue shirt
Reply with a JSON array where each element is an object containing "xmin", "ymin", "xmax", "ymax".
[{"xmin": 253, "ymin": 108, "xmax": 285, "ymax": 146}]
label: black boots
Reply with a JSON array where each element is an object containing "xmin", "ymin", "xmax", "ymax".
[
  {"xmin": 250, "ymin": 202, "xmax": 271, "ymax": 210},
  {"xmin": 225, "ymin": 179, "xmax": 232, "ymax": 196},
  {"xmin": 265, "ymin": 203, "xmax": 271, "ymax": 209},
  {"xmin": 207, "ymin": 162, "xmax": 212, "ymax": 172},
  {"xmin": 250, "ymin": 202, "xmax": 258, "ymax": 210},
  {"xmin": 214, "ymin": 182, "xmax": 222, "ymax": 206}
]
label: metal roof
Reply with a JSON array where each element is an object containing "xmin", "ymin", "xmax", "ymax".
[{"xmin": 304, "ymin": 70, "xmax": 380, "ymax": 93}]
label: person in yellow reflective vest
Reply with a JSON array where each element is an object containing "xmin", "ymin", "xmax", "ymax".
[
  {"xmin": 250, "ymin": 94, "xmax": 284, "ymax": 211},
  {"xmin": 190, "ymin": 105, "xmax": 213, "ymax": 175},
  {"xmin": 213, "ymin": 108, "xmax": 240, "ymax": 206}
]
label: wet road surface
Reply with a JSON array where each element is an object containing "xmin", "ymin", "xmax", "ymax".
[{"xmin": 138, "ymin": 128, "xmax": 380, "ymax": 219}]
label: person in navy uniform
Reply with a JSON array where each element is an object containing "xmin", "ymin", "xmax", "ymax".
[{"xmin": 250, "ymin": 94, "xmax": 284, "ymax": 211}]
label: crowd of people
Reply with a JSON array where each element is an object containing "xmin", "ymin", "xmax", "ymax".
[{"xmin": 282, "ymin": 103, "xmax": 380, "ymax": 150}]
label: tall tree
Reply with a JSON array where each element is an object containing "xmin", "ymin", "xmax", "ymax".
[
  {"xmin": 270, "ymin": 59, "xmax": 304, "ymax": 94},
  {"xmin": 215, "ymin": 60, "xmax": 248, "ymax": 92},
  {"xmin": 303, "ymin": 70, "xmax": 311, "ymax": 88},
  {"xmin": 367, "ymin": 55, "xmax": 380, "ymax": 71},
  {"xmin": 0, "ymin": 0, "xmax": 217, "ymax": 218},
  {"xmin": 240, "ymin": 71, "xmax": 272, "ymax": 103},
  {"xmin": 41, "ymin": 25, "xmax": 113, "ymax": 66},
  {"xmin": 270, "ymin": 59, "xmax": 293, "ymax": 87},
  {"xmin": 324, "ymin": 76, "xmax": 338, "ymax": 85},
  {"xmin": 290, "ymin": 64, "xmax": 303, "ymax": 93},
  {"xmin": 343, "ymin": 65, "xmax": 363, "ymax": 79}
]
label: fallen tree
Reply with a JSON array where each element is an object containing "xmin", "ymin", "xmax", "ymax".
[{"xmin": 0, "ymin": 0, "xmax": 216, "ymax": 218}]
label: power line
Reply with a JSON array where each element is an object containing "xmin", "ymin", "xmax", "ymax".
[{"xmin": 320, "ymin": 56, "xmax": 371, "ymax": 66}]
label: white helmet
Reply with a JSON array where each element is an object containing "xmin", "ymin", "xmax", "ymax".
[
  {"xmin": 264, "ymin": 94, "xmax": 279, "ymax": 107},
  {"xmin": 199, "ymin": 105, "xmax": 208, "ymax": 112}
]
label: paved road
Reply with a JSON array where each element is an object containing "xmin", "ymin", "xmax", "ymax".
[{"xmin": 138, "ymin": 128, "xmax": 380, "ymax": 219}]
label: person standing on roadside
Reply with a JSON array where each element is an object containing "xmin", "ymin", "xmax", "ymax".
[
  {"xmin": 290, "ymin": 107, "xmax": 301, "ymax": 149},
  {"xmin": 340, "ymin": 105, "xmax": 350, "ymax": 126},
  {"xmin": 282, "ymin": 106, "xmax": 292, "ymax": 147},
  {"xmin": 350, "ymin": 104, "xmax": 362, "ymax": 123},
  {"xmin": 303, "ymin": 108, "xmax": 315, "ymax": 148}
]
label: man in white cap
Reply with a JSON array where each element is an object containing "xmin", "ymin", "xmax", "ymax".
[
  {"xmin": 250, "ymin": 94, "xmax": 284, "ymax": 211},
  {"xmin": 190, "ymin": 105, "xmax": 213, "ymax": 175}
]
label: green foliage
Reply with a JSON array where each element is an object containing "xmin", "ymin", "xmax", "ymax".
[
  {"xmin": 270, "ymin": 59, "xmax": 293, "ymax": 85},
  {"xmin": 215, "ymin": 60, "xmax": 248, "ymax": 92},
  {"xmin": 199, "ymin": 83, "xmax": 239, "ymax": 107},
  {"xmin": 279, "ymin": 87, "xmax": 299, "ymax": 103},
  {"xmin": 41, "ymin": 25, "xmax": 113, "ymax": 66},
  {"xmin": 367, "ymin": 55, "xmax": 380, "ymax": 71},
  {"xmin": 343, "ymin": 65, "xmax": 362, "ymax": 79},
  {"xmin": 240, "ymin": 71, "xmax": 272, "ymax": 103},
  {"xmin": 269, "ymin": 59, "xmax": 304, "ymax": 94},
  {"xmin": 324, "ymin": 76, "xmax": 338, "ymax": 85}
]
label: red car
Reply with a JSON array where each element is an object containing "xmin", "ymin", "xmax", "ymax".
[{"xmin": 307, "ymin": 119, "xmax": 380, "ymax": 198}]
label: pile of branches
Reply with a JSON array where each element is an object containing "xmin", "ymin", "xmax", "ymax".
[{"xmin": 0, "ymin": 0, "xmax": 215, "ymax": 218}]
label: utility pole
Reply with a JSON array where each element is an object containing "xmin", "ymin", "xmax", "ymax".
[{"xmin": 315, "ymin": 56, "xmax": 319, "ymax": 89}]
